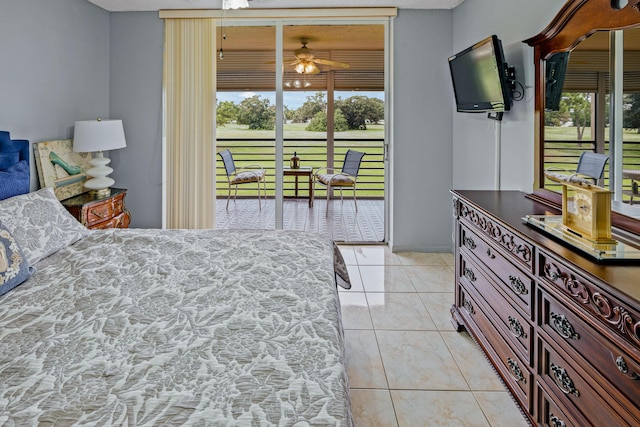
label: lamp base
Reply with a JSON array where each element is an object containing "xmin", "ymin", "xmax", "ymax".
[
  {"xmin": 88, "ymin": 188, "xmax": 112, "ymax": 198},
  {"xmin": 84, "ymin": 151, "xmax": 115, "ymax": 196}
]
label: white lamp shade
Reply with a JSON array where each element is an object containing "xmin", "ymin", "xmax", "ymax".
[
  {"xmin": 73, "ymin": 119, "xmax": 126, "ymax": 196},
  {"xmin": 73, "ymin": 119, "xmax": 127, "ymax": 153}
]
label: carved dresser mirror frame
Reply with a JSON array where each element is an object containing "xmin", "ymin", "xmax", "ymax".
[{"xmin": 524, "ymin": 0, "xmax": 640, "ymax": 237}]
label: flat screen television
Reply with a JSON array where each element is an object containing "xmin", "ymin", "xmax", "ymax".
[
  {"xmin": 448, "ymin": 35, "xmax": 513, "ymax": 113},
  {"xmin": 545, "ymin": 51, "xmax": 570, "ymax": 111}
]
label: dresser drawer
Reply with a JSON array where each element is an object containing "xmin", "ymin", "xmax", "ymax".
[
  {"xmin": 458, "ymin": 199, "xmax": 534, "ymax": 272},
  {"xmin": 460, "ymin": 254, "xmax": 533, "ymax": 365},
  {"xmin": 91, "ymin": 211, "xmax": 131, "ymax": 229},
  {"xmin": 83, "ymin": 193, "xmax": 125, "ymax": 227},
  {"xmin": 539, "ymin": 338, "xmax": 635, "ymax": 427},
  {"xmin": 539, "ymin": 289, "xmax": 640, "ymax": 411},
  {"xmin": 460, "ymin": 225, "xmax": 535, "ymax": 317},
  {"xmin": 539, "ymin": 251, "xmax": 640, "ymax": 352},
  {"xmin": 62, "ymin": 188, "xmax": 130, "ymax": 230},
  {"xmin": 539, "ymin": 387, "xmax": 588, "ymax": 427},
  {"xmin": 459, "ymin": 284, "xmax": 533, "ymax": 415}
]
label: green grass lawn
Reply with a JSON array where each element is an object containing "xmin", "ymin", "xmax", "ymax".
[
  {"xmin": 215, "ymin": 124, "xmax": 640, "ymax": 201},
  {"xmin": 545, "ymin": 126, "xmax": 640, "ymax": 142},
  {"xmin": 215, "ymin": 123, "xmax": 385, "ymax": 198},
  {"xmin": 543, "ymin": 125, "xmax": 640, "ymax": 199},
  {"xmin": 216, "ymin": 122, "xmax": 385, "ymax": 139}
]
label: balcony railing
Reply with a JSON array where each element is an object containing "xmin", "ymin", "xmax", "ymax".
[
  {"xmin": 544, "ymin": 139, "xmax": 640, "ymax": 202},
  {"xmin": 216, "ymin": 138, "xmax": 385, "ymax": 198}
]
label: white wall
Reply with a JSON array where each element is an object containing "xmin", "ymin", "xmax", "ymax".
[
  {"xmin": 391, "ymin": 9, "xmax": 454, "ymax": 252},
  {"xmin": 451, "ymin": 0, "xmax": 565, "ymax": 192},
  {"xmin": 0, "ymin": 0, "xmax": 110, "ymax": 187},
  {"xmin": 109, "ymin": 13, "xmax": 164, "ymax": 228}
]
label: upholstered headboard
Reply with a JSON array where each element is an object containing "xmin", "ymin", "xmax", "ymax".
[{"xmin": 0, "ymin": 131, "xmax": 30, "ymax": 200}]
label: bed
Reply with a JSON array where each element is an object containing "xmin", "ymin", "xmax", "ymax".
[{"xmin": 0, "ymin": 184, "xmax": 352, "ymax": 425}]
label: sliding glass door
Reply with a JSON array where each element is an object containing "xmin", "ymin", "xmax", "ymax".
[{"xmin": 215, "ymin": 19, "xmax": 388, "ymax": 242}]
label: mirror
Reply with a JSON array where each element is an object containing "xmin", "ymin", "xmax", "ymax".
[{"xmin": 525, "ymin": 0, "xmax": 640, "ymax": 236}]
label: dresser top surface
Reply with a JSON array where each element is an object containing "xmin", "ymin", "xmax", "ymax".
[
  {"xmin": 61, "ymin": 188, "xmax": 126, "ymax": 207},
  {"xmin": 452, "ymin": 190, "xmax": 640, "ymax": 303}
]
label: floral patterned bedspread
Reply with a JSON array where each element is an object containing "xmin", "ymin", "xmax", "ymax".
[{"xmin": 0, "ymin": 229, "xmax": 352, "ymax": 426}]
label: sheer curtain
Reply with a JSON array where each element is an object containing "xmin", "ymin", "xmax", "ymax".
[{"xmin": 162, "ymin": 18, "xmax": 216, "ymax": 229}]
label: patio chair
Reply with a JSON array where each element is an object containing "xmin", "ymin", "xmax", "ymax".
[
  {"xmin": 545, "ymin": 152, "xmax": 609, "ymax": 186},
  {"xmin": 313, "ymin": 149, "xmax": 365, "ymax": 216},
  {"xmin": 575, "ymin": 152, "xmax": 609, "ymax": 184},
  {"xmin": 218, "ymin": 149, "xmax": 266, "ymax": 209}
]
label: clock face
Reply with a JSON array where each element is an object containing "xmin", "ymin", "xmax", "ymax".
[
  {"xmin": 573, "ymin": 191, "xmax": 592, "ymax": 221},
  {"xmin": 566, "ymin": 189, "xmax": 593, "ymax": 228}
]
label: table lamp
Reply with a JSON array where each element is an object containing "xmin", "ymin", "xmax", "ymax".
[{"xmin": 73, "ymin": 119, "xmax": 127, "ymax": 197}]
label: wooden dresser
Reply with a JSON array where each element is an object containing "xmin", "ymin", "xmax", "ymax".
[
  {"xmin": 451, "ymin": 190, "xmax": 640, "ymax": 427},
  {"xmin": 62, "ymin": 188, "xmax": 131, "ymax": 229}
]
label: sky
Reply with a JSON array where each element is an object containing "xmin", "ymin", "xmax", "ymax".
[{"xmin": 216, "ymin": 90, "xmax": 384, "ymax": 110}]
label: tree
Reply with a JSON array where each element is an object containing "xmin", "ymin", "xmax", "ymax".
[
  {"xmin": 284, "ymin": 105, "xmax": 295, "ymax": 122},
  {"xmin": 237, "ymin": 95, "xmax": 275, "ymax": 130},
  {"xmin": 306, "ymin": 109, "xmax": 349, "ymax": 132},
  {"xmin": 623, "ymin": 93, "xmax": 640, "ymax": 132},
  {"xmin": 335, "ymin": 96, "xmax": 384, "ymax": 130},
  {"xmin": 293, "ymin": 92, "xmax": 327, "ymax": 123},
  {"xmin": 545, "ymin": 96, "xmax": 571, "ymax": 127},
  {"xmin": 564, "ymin": 93, "xmax": 592, "ymax": 141},
  {"xmin": 216, "ymin": 100, "xmax": 240, "ymax": 127},
  {"xmin": 334, "ymin": 109, "xmax": 350, "ymax": 132}
]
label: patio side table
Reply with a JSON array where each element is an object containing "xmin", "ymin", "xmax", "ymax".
[{"xmin": 283, "ymin": 166, "xmax": 314, "ymax": 207}]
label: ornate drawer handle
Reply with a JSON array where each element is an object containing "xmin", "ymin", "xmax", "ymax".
[
  {"xmin": 549, "ymin": 413, "xmax": 566, "ymax": 427},
  {"xmin": 463, "ymin": 298, "xmax": 475, "ymax": 315},
  {"xmin": 549, "ymin": 312, "xmax": 580, "ymax": 340},
  {"xmin": 90, "ymin": 209, "xmax": 107, "ymax": 219},
  {"xmin": 508, "ymin": 316, "xmax": 527, "ymax": 339},
  {"xmin": 486, "ymin": 248, "xmax": 496, "ymax": 259},
  {"xmin": 507, "ymin": 357, "xmax": 526, "ymax": 383},
  {"xmin": 508, "ymin": 275, "xmax": 528, "ymax": 295},
  {"xmin": 550, "ymin": 270, "xmax": 561, "ymax": 281},
  {"xmin": 550, "ymin": 363, "xmax": 580, "ymax": 397},
  {"xmin": 463, "ymin": 236, "xmax": 476, "ymax": 250},
  {"xmin": 516, "ymin": 245, "xmax": 528, "ymax": 254},
  {"xmin": 463, "ymin": 267, "xmax": 476, "ymax": 282},
  {"xmin": 615, "ymin": 355, "xmax": 639, "ymax": 380}
]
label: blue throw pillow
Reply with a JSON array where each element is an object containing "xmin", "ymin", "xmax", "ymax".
[
  {"xmin": 0, "ymin": 160, "xmax": 30, "ymax": 201},
  {"xmin": 0, "ymin": 222, "xmax": 33, "ymax": 296}
]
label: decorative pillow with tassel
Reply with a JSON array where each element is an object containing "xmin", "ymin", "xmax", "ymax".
[{"xmin": 0, "ymin": 222, "xmax": 33, "ymax": 296}]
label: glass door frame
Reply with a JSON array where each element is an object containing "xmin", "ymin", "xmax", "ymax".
[{"xmin": 216, "ymin": 15, "xmax": 392, "ymax": 239}]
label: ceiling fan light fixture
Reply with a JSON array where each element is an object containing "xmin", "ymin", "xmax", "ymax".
[
  {"xmin": 290, "ymin": 40, "xmax": 349, "ymax": 75},
  {"xmin": 283, "ymin": 80, "xmax": 312, "ymax": 89},
  {"xmin": 295, "ymin": 61, "xmax": 319, "ymax": 75}
]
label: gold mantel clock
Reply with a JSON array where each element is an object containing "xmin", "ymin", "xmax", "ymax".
[{"xmin": 561, "ymin": 180, "xmax": 614, "ymax": 243}]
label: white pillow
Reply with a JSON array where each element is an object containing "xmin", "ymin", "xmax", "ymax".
[{"xmin": 0, "ymin": 187, "xmax": 90, "ymax": 266}]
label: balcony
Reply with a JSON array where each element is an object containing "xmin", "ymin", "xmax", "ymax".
[
  {"xmin": 216, "ymin": 137, "xmax": 385, "ymax": 198},
  {"xmin": 215, "ymin": 137, "xmax": 385, "ymax": 242}
]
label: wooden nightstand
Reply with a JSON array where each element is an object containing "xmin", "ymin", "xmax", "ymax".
[{"xmin": 62, "ymin": 188, "xmax": 131, "ymax": 229}]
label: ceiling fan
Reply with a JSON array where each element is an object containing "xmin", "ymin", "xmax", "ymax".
[{"xmin": 290, "ymin": 40, "xmax": 350, "ymax": 75}]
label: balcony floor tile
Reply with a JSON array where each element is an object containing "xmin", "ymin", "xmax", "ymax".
[{"xmin": 215, "ymin": 198, "xmax": 384, "ymax": 243}]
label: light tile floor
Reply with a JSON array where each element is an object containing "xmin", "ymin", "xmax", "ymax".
[{"xmin": 338, "ymin": 245, "xmax": 530, "ymax": 427}]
